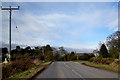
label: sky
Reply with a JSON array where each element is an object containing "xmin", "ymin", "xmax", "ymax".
[{"xmin": 1, "ymin": 1, "xmax": 118, "ymax": 52}]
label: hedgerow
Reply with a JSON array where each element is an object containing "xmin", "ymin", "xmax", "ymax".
[
  {"xmin": 89, "ymin": 57, "xmax": 116, "ymax": 65},
  {"xmin": 2, "ymin": 58, "xmax": 36, "ymax": 79}
]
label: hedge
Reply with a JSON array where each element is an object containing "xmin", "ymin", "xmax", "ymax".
[{"xmin": 2, "ymin": 58, "xmax": 36, "ymax": 79}]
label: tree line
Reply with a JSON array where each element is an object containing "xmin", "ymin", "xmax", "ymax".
[{"xmin": 1, "ymin": 44, "xmax": 95, "ymax": 62}]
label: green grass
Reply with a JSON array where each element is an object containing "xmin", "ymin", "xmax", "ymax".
[
  {"xmin": 9, "ymin": 66, "xmax": 43, "ymax": 79},
  {"xmin": 84, "ymin": 61, "xmax": 118, "ymax": 72},
  {"xmin": 4, "ymin": 61, "xmax": 52, "ymax": 80},
  {"xmin": 42, "ymin": 61, "xmax": 51, "ymax": 65},
  {"xmin": 73, "ymin": 60, "xmax": 88, "ymax": 63}
]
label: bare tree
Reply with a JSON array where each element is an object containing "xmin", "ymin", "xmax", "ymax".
[{"xmin": 106, "ymin": 31, "xmax": 120, "ymax": 58}]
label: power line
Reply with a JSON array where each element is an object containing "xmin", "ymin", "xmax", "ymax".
[
  {"xmin": 12, "ymin": 19, "xmax": 22, "ymax": 40},
  {"xmin": 12, "ymin": 14, "xmax": 29, "ymax": 46}
]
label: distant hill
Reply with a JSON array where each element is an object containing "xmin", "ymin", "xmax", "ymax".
[
  {"xmin": 52, "ymin": 46, "xmax": 94, "ymax": 53},
  {"xmin": 64, "ymin": 47, "xmax": 94, "ymax": 53},
  {"xmin": 0, "ymin": 41, "xmax": 28, "ymax": 49},
  {"xmin": 1, "ymin": 41, "xmax": 94, "ymax": 53}
]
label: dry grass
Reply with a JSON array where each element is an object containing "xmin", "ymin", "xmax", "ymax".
[{"xmin": 83, "ymin": 61, "xmax": 119, "ymax": 73}]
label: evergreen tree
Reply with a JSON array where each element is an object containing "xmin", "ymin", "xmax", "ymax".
[{"xmin": 99, "ymin": 44, "xmax": 109, "ymax": 58}]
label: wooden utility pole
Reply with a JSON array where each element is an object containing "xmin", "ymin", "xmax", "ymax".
[{"xmin": 1, "ymin": 6, "xmax": 20, "ymax": 61}]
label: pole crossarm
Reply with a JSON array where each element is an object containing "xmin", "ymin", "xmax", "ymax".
[{"xmin": 1, "ymin": 6, "xmax": 20, "ymax": 10}]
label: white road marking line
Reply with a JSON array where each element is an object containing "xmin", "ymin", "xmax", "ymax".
[
  {"xmin": 64, "ymin": 62, "xmax": 86, "ymax": 80},
  {"xmin": 71, "ymin": 69, "xmax": 86, "ymax": 80},
  {"xmin": 66, "ymin": 65, "xmax": 70, "ymax": 69}
]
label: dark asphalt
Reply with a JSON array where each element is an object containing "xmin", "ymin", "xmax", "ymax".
[{"xmin": 36, "ymin": 61, "xmax": 118, "ymax": 79}]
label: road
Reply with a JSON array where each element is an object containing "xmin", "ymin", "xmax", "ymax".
[{"xmin": 36, "ymin": 61, "xmax": 118, "ymax": 79}]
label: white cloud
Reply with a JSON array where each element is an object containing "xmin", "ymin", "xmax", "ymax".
[
  {"xmin": 2, "ymin": 2, "xmax": 118, "ymax": 50},
  {"xmin": 11, "ymin": 13, "xmax": 61, "ymax": 46}
]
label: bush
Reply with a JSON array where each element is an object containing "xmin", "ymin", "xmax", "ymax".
[
  {"xmin": 110, "ymin": 59, "xmax": 120, "ymax": 66},
  {"xmin": 79, "ymin": 53, "xmax": 95, "ymax": 60},
  {"xmin": 89, "ymin": 57, "xmax": 115, "ymax": 65},
  {"xmin": 89, "ymin": 57, "xmax": 94, "ymax": 62},
  {"xmin": 89, "ymin": 56, "xmax": 102, "ymax": 64},
  {"xmin": 101, "ymin": 58, "xmax": 114, "ymax": 65},
  {"xmin": 33, "ymin": 59, "xmax": 42, "ymax": 66},
  {"xmin": 2, "ymin": 58, "xmax": 36, "ymax": 79}
]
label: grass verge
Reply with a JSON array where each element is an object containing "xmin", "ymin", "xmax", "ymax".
[
  {"xmin": 73, "ymin": 60, "xmax": 88, "ymax": 63},
  {"xmin": 83, "ymin": 61, "xmax": 119, "ymax": 73},
  {"xmin": 4, "ymin": 61, "xmax": 52, "ymax": 80},
  {"xmin": 42, "ymin": 61, "xmax": 51, "ymax": 65}
]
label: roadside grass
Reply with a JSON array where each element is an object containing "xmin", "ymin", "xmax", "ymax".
[
  {"xmin": 8, "ymin": 66, "xmax": 43, "ymax": 79},
  {"xmin": 74, "ymin": 60, "xmax": 88, "ymax": 63},
  {"xmin": 83, "ymin": 61, "xmax": 118, "ymax": 72},
  {"xmin": 42, "ymin": 61, "xmax": 51, "ymax": 65},
  {"xmin": 4, "ymin": 61, "xmax": 52, "ymax": 80}
]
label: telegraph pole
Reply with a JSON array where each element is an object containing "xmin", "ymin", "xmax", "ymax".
[{"xmin": 1, "ymin": 6, "xmax": 20, "ymax": 61}]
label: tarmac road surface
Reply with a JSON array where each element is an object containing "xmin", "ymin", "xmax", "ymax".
[{"xmin": 36, "ymin": 61, "xmax": 118, "ymax": 80}]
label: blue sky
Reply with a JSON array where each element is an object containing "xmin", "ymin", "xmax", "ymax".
[{"xmin": 1, "ymin": 2, "xmax": 118, "ymax": 51}]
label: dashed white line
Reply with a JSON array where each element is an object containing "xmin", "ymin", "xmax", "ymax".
[
  {"xmin": 64, "ymin": 62, "xmax": 85, "ymax": 80},
  {"xmin": 71, "ymin": 69, "xmax": 86, "ymax": 80},
  {"xmin": 64, "ymin": 62, "xmax": 70, "ymax": 68}
]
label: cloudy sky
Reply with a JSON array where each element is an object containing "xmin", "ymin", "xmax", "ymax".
[{"xmin": 1, "ymin": 1, "xmax": 118, "ymax": 52}]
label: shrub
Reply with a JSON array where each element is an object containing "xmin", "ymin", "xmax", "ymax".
[
  {"xmin": 101, "ymin": 58, "xmax": 114, "ymax": 65},
  {"xmin": 101, "ymin": 58, "xmax": 107, "ymax": 64},
  {"xmin": 33, "ymin": 59, "xmax": 42, "ymax": 66},
  {"xmin": 89, "ymin": 57, "xmax": 115, "ymax": 65},
  {"xmin": 89, "ymin": 56, "xmax": 102, "ymax": 64},
  {"xmin": 110, "ymin": 59, "xmax": 120, "ymax": 66},
  {"xmin": 89, "ymin": 57, "xmax": 94, "ymax": 62},
  {"xmin": 79, "ymin": 53, "xmax": 95, "ymax": 60},
  {"xmin": 2, "ymin": 58, "xmax": 36, "ymax": 79}
]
